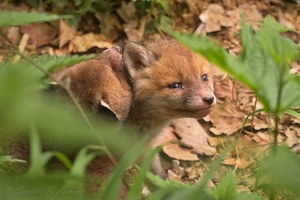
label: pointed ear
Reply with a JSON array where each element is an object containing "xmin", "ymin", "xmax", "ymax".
[
  {"xmin": 122, "ymin": 41, "xmax": 158, "ymax": 80},
  {"xmin": 192, "ymin": 20, "xmax": 207, "ymax": 37}
]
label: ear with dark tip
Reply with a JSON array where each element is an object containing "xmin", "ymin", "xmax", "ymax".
[
  {"xmin": 192, "ymin": 20, "xmax": 207, "ymax": 37},
  {"xmin": 122, "ymin": 41, "xmax": 158, "ymax": 80}
]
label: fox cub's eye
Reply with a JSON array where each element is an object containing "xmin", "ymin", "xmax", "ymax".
[
  {"xmin": 168, "ymin": 82, "xmax": 183, "ymax": 89},
  {"xmin": 201, "ymin": 74, "xmax": 208, "ymax": 81}
]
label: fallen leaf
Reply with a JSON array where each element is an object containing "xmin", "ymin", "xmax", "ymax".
[
  {"xmin": 96, "ymin": 13, "xmax": 122, "ymax": 41},
  {"xmin": 12, "ymin": 33, "xmax": 29, "ymax": 63},
  {"xmin": 213, "ymin": 75, "xmax": 234, "ymax": 100},
  {"xmin": 149, "ymin": 126, "xmax": 200, "ymax": 161},
  {"xmin": 252, "ymin": 131, "xmax": 270, "ymax": 145},
  {"xmin": 163, "ymin": 143, "xmax": 199, "ymax": 161},
  {"xmin": 222, "ymin": 157, "xmax": 236, "ymax": 166},
  {"xmin": 116, "ymin": 1, "xmax": 136, "ymax": 23},
  {"xmin": 20, "ymin": 23, "xmax": 58, "ymax": 48},
  {"xmin": 285, "ymin": 127, "xmax": 300, "ymax": 153},
  {"xmin": 220, "ymin": 9, "xmax": 241, "ymax": 28},
  {"xmin": 68, "ymin": 33, "xmax": 113, "ymax": 53},
  {"xmin": 59, "ymin": 19, "xmax": 76, "ymax": 48},
  {"xmin": 6, "ymin": 26, "xmax": 21, "ymax": 45},
  {"xmin": 199, "ymin": 4, "xmax": 225, "ymax": 33},
  {"xmin": 222, "ymin": 157, "xmax": 250, "ymax": 169},
  {"xmin": 208, "ymin": 100, "xmax": 248, "ymax": 135},
  {"xmin": 124, "ymin": 16, "xmax": 147, "ymax": 42},
  {"xmin": 172, "ymin": 118, "xmax": 217, "ymax": 156},
  {"xmin": 162, "ymin": 128, "xmax": 200, "ymax": 161},
  {"xmin": 238, "ymin": 4, "xmax": 263, "ymax": 30}
]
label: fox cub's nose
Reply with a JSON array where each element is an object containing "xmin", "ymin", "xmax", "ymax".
[{"xmin": 203, "ymin": 96, "xmax": 215, "ymax": 105}]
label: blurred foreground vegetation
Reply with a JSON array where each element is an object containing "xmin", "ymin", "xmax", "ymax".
[{"xmin": 0, "ymin": 1, "xmax": 300, "ymax": 200}]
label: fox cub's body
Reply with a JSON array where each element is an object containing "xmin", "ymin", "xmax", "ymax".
[
  {"xmin": 53, "ymin": 39, "xmax": 215, "ymax": 135},
  {"xmin": 53, "ymin": 38, "xmax": 215, "ymax": 179}
]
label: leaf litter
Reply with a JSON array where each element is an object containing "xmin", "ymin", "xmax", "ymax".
[{"xmin": 1, "ymin": 0, "xmax": 300, "ymax": 198}]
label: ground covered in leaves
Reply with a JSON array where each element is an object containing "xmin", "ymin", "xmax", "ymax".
[{"xmin": 1, "ymin": 0, "xmax": 300, "ymax": 199}]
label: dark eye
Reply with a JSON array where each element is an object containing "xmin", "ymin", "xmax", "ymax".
[
  {"xmin": 201, "ymin": 74, "xmax": 208, "ymax": 81},
  {"xmin": 168, "ymin": 82, "xmax": 183, "ymax": 89}
]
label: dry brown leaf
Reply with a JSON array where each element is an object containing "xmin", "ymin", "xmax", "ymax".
[
  {"xmin": 68, "ymin": 33, "xmax": 113, "ymax": 53},
  {"xmin": 20, "ymin": 23, "xmax": 58, "ymax": 48},
  {"xmin": 96, "ymin": 13, "xmax": 122, "ymax": 41},
  {"xmin": 222, "ymin": 157, "xmax": 250, "ymax": 169},
  {"xmin": 150, "ymin": 125, "xmax": 200, "ymax": 161},
  {"xmin": 167, "ymin": 169, "xmax": 180, "ymax": 181},
  {"xmin": 199, "ymin": 4, "xmax": 225, "ymax": 33},
  {"xmin": 208, "ymin": 100, "xmax": 248, "ymax": 135},
  {"xmin": 59, "ymin": 19, "xmax": 76, "ymax": 48},
  {"xmin": 12, "ymin": 33, "xmax": 29, "ymax": 63},
  {"xmin": 172, "ymin": 118, "xmax": 217, "ymax": 156},
  {"xmin": 220, "ymin": 9, "xmax": 241, "ymax": 28},
  {"xmin": 214, "ymin": 75, "xmax": 234, "ymax": 100},
  {"xmin": 157, "ymin": 127, "xmax": 199, "ymax": 161},
  {"xmin": 116, "ymin": 1, "xmax": 136, "ymax": 23},
  {"xmin": 252, "ymin": 131, "xmax": 270, "ymax": 145},
  {"xmin": 163, "ymin": 143, "xmax": 199, "ymax": 161},
  {"xmin": 238, "ymin": 4, "xmax": 263, "ymax": 30},
  {"xmin": 290, "ymin": 61, "xmax": 300, "ymax": 75},
  {"xmin": 290, "ymin": 114, "xmax": 300, "ymax": 126},
  {"xmin": 124, "ymin": 16, "xmax": 147, "ymax": 42},
  {"xmin": 222, "ymin": 157, "xmax": 236, "ymax": 165},
  {"xmin": 285, "ymin": 128, "xmax": 300, "ymax": 153},
  {"xmin": 6, "ymin": 27, "xmax": 21, "ymax": 45}
]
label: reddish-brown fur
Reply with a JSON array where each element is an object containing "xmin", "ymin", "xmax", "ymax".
[
  {"xmin": 123, "ymin": 40, "xmax": 215, "ymax": 134},
  {"xmin": 52, "ymin": 38, "xmax": 215, "ymax": 180},
  {"xmin": 53, "ymin": 46, "xmax": 132, "ymax": 121}
]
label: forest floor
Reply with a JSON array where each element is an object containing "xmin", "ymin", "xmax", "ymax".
[{"xmin": 0, "ymin": 0, "xmax": 300, "ymax": 199}]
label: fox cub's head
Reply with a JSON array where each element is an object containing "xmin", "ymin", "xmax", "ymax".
[{"xmin": 123, "ymin": 39, "xmax": 215, "ymax": 120}]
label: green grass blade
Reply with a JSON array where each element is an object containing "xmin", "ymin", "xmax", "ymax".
[
  {"xmin": 213, "ymin": 170, "xmax": 237, "ymax": 200},
  {"xmin": 54, "ymin": 152, "xmax": 73, "ymax": 170},
  {"xmin": 97, "ymin": 136, "xmax": 149, "ymax": 200},
  {"xmin": 0, "ymin": 11, "xmax": 72, "ymax": 27},
  {"xmin": 285, "ymin": 108, "xmax": 300, "ymax": 120},
  {"xmin": 26, "ymin": 124, "xmax": 54, "ymax": 177},
  {"xmin": 125, "ymin": 148, "xmax": 159, "ymax": 200},
  {"xmin": 239, "ymin": 108, "xmax": 265, "ymax": 134},
  {"xmin": 66, "ymin": 145, "xmax": 103, "ymax": 189}
]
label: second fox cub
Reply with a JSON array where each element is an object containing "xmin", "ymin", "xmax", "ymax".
[{"xmin": 53, "ymin": 34, "xmax": 215, "ymax": 179}]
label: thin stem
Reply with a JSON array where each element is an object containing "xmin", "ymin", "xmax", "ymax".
[
  {"xmin": 273, "ymin": 64, "xmax": 286, "ymax": 145},
  {"xmin": 273, "ymin": 115, "xmax": 280, "ymax": 149}
]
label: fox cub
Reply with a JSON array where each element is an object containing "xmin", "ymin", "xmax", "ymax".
[
  {"xmin": 123, "ymin": 39, "xmax": 215, "ymax": 134},
  {"xmin": 52, "ymin": 34, "xmax": 215, "ymax": 179},
  {"xmin": 53, "ymin": 39, "xmax": 215, "ymax": 134}
]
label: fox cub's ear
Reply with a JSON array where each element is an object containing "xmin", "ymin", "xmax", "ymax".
[{"xmin": 122, "ymin": 41, "xmax": 158, "ymax": 80}]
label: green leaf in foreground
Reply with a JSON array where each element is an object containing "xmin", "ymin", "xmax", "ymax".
[
  {"xmin": 264, "ymin": 146, "xmax": 300, "ymax": 198},
  {"xmin": 0, "ymin": 11, "xmax": 72, "ymax": 27},
  {"xmin": 35, "ymin": 54, "xmax": 95, "ymax": 73},
  {"xmin": 213, "ymin": 171, "xmax": 237, "ymax": 200},
  {"xmin": 125, "ymin": 149, "xmax": 160, "ymax": 200},
  {"xmin": 25, "ymin": 124, "xmax": 54, "ymax": 178},
  {"xmin": 97, "ymin": 135, "xmax": 150, "ymax": 200},
  {"xmin": 66, "ymin": 145, "xmax": 103, "ymax": 189}
]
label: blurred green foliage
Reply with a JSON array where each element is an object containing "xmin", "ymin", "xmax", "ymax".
[
  {"xmin": 0, "ymin": 8, "xmax": 299, "ymax": 200},
  {"xmin": 23, "ymin": 0, "xmax": 172, "ymax": 33},
  {"xmin": 173, "ymin": 15, "xmax": 300, "ymax": 199}
]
